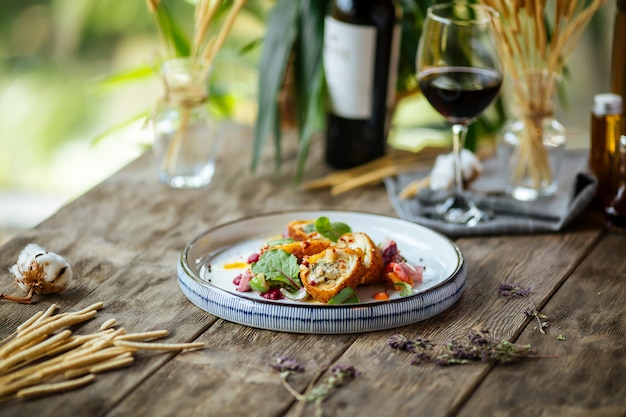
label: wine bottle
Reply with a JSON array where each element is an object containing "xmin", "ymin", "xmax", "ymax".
[{"xmin": 323, "ymin": 0, "xmax": 400, "ymax": 169}]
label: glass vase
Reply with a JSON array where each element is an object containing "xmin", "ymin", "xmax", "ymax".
[
  {"xmin": 497, "ymin": 71, "xmax": 566, "ymax": 201},
  {"xmin": 151, "ymin": 58, "xmax": 219, "ymax": 189}
]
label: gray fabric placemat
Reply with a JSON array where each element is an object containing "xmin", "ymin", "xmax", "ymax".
[{"xmin": 384, "ymin": 150, "xmax": 597, "ymax": 237}]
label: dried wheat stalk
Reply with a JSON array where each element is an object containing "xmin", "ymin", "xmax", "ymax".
[
  {"xmin": 145, "ymin": 0, "xmax": 247, "ymax": 175},
  {"xmin": 480, "ymin": 0, "xmax": 606, "ymax": 190}
]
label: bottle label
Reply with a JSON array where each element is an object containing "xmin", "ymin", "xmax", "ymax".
[
  {"xmin": 324, "ymin": 16, "xmax": 376, "ymax": 119},
  {"xmin": 386, "ymin": 24, "xmax": 401, "ymax": 125}
]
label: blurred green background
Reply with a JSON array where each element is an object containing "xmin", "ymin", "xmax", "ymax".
[
  {"xmin": 0, "ymin": 0, "xmax": 616, "ymax": 243},
  {"xmin": 0, "ymin": 0, "xmax": 266, "ymax": 243}
]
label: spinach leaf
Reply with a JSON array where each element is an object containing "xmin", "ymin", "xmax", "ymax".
[
  {"xmin": 314, "ymin": 216, "xmax": 351, "ymax": 242},
  {"xmin": 251, "ymin": 249, "xmax": 301, "ymax": 290}
]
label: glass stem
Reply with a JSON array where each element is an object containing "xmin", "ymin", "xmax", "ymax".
[{"xmin": 451, "ymin": 123, "xmax": 468, "ymax": 196}]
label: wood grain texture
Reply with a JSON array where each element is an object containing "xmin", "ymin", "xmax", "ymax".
[
  {"xmin": 0, "ymin": 124, "xmax": 622, "ymax": 417},
  {"xmin": 457, "ymin": 231, "xmax": 626, "ymax": 417}
]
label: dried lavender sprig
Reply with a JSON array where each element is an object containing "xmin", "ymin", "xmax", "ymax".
[
  {"xmin": 270, "ymin": 356, "xmax": 305, "ymax": 374},
  {"xmin": 270, "ymin": 357, "xmax": 360, "ymax": 417},
  {"xmin": 387, "ymin": 334, "xmax": 433, "ymax": 353},
  {"xmin": 497, "ymin": 283, "xmax": 531, "ymax": 298},
  {"xmin": 389, "ymin": 330, "xmax": 537, "ymax": 366},
  {"xmin": 498, "ymin": 283, "xmax": 547, "ymax": 334}
]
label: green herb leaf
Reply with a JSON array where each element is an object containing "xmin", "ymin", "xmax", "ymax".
[
  {"xmin": 280, "ymin": 287, "xmax": 309, "ymax": 301},
  {"xmin": 394, "ymin": 281, "xmax": 414, "ymax": 297},
  {"xmin": 250, "ymin": 273, "xmax": 269, "ymax": 293},
  {"xmin": 557, "ymin": 334, "xmax": 566, "ymax": 341},
  {"xmin": 266, "ymin": 238, "xmax": 295, "ymax": 246},
  {"xmin": 327, "ymin": 287, "xmax": 359, "ymax": 305},
  {"xmin": 314, "ymin": 217, "xmax": 351, "ymax": 242},
  {"xmin": 251, "ymin": 249, "xmax": 301, "ymax": 290}
]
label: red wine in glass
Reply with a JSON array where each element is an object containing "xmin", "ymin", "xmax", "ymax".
[
  {"xmin": 418, "ymin": 67, "xmax": 502, "ymax": 126},
  {"xmin": 416, "ymin": 3, "xmax": 502, "ymax": 226}
]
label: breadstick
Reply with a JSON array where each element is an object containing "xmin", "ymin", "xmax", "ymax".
[
  {"xmin": 64, "ymin": 352, "xmax": 134, "ymax": 379},
  {"xmin": 16, "ymin": 374, "xmax": 96, "ymax": 399},
  {"xmin": 0, "ymin": 330, "xmax": 72, "ymax": 374},
  {"xmin": 115, "ymin": 330, "xmax": 170, "ymax": 341},
  {"xmin": 114, "ymin": 340, "xmax": 205, "ymax": 351},
  {"xmin": 99, "ymin": 319, "xmax": 117, "ymax": 331},
  {"xmin": 0, "ymin": 311, "xmax": 96, "ymax": 359},
  {"xmin": 16, "ymin": 311, "xmax": 43, "ymax": 333},
  {"xmin": 36, "ymin": 347, "xmax": 132, "ymax": 379}
]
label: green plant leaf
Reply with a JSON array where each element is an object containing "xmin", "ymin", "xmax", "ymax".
[
  {"xmin": 251, "ymin": 249, "xmax": 301, "ymax": 290},
  {"xmin": 252, "ymin": 0, "xmax": 302, "ymax": 172},
  {"xmin": 314, "ymin": 216, "xmax": 351, "ymax": 242},
  {"xmin": 250, "ymin": 273, "xmax": 270, "ymax": 293},
  {"xmin": 327, "ymin": 287, "xmax": 359, "ymax": 305},
  {"xmin": 294, "ymin": 63, "xmax": 325, "ymax": 183},
  {"xmin": 394, "ymin": 280, "xmax": 414, "ymax": 297},
  {"xmin": 90, "ymin": 65, "xmax": 156, "ymax": 94},
  {"xmin": 155, "ymin": 3, "xmax": 190, "ymax": 57},
  {"xmin": 292, "ymin": 0, "xmax": 329, "ymax": 183},
  {"xmin": 90, "ymin": 110, "xmax": 150, "ymax": 146}
]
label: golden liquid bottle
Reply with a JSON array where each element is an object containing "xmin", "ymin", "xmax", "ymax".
[
  {"xmin": 611, "ymin": 0, "xmax": 626, "ymax": 105},
  {"xmin": 590, "ymin": 94, "xmax": 624, "ymax": 207}
]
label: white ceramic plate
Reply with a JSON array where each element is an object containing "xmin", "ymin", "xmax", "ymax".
[{"xmin": 177, "ymin": 210, "xmax": 466, "ymax": 334}]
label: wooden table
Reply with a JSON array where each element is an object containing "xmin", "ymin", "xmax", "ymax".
[{"xmin": 1, "ymin": 124, "xmax": 625, "ymax": 417}]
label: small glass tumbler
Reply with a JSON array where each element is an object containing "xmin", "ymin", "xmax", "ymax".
[{"xmin": 151, "ymin": 58, "xmax": 219, "ymax": 189}]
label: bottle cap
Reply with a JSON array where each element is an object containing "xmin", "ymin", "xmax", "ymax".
[{"xmin": 593, "ymin": 93, "xmax": 623, "ymax": 115}]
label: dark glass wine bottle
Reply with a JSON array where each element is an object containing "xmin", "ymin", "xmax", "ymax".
[{"xmin": 323, "ymin": 0, "xmax": 400, "ymax": 169}]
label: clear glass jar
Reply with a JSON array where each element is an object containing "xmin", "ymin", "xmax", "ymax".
[
  {"xmin": 497, "ymin": 71, "xmax": 566, "ymax": 201},
  {"xmin": 151, "ymin": 58, "xmax": 219, "ymax": 189}
]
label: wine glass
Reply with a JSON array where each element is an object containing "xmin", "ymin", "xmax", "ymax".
[{"xmin": 416, "ymin": 3, "xmax": 502, "ymax": 226}]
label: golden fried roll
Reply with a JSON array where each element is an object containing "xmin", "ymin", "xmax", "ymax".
[
  {"xmin": 286, "ymin": 220, "xmax": 320, "ymax": 241},
  {"xmin": 335, "ymin": 232, "xmax": 384, "ymax": 285},
  {"xmin": 299, "ymin": 247, "xmax": 364, "ymax": 304},
  {"xmin": 261, "ymin": 239, "xmax": 330, "ymax": 261}
]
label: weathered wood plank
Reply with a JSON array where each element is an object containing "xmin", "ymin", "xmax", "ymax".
[
  {"xmin": 85, "ymin": 227, "xmax": 600, "ymax": 417},
  {"xmin": 0, "ymin": 123, "xmax": 610, "ymax": 417},
  {"xmin": 0, "ymin": 125, "xmax": 394, "ymax": 416},
  {"xmin": 282, "ymin": 228, "xmax": 603, "ymax": 417},
  {"xmin": 456, "ymin": 231, "xmax": 626, "ymax": 417}
]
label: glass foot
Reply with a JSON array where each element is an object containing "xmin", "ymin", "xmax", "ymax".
[{"xmin": 435, "ymin": 194, "xmax": 493, "ymax": 227}]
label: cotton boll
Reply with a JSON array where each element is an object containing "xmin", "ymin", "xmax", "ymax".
[
  {"xmin": 429, "ymin": 149, "xmax": 483, "ymax": 191},
  {"xmin": 14, "ymin": 244, "xmax": 47, "ymax": 273},
  {"xmin": 429, "ymin": 154, "xmax": 455, "ymax": 191},
  {"xmin": 9, "ymin": 244, "xmax": 73, "ymax": 294}
]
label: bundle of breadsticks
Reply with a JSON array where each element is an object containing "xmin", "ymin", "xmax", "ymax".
[{"xmin": 0, "ymin": 303, "xmax": 204, "ymax": 402}]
